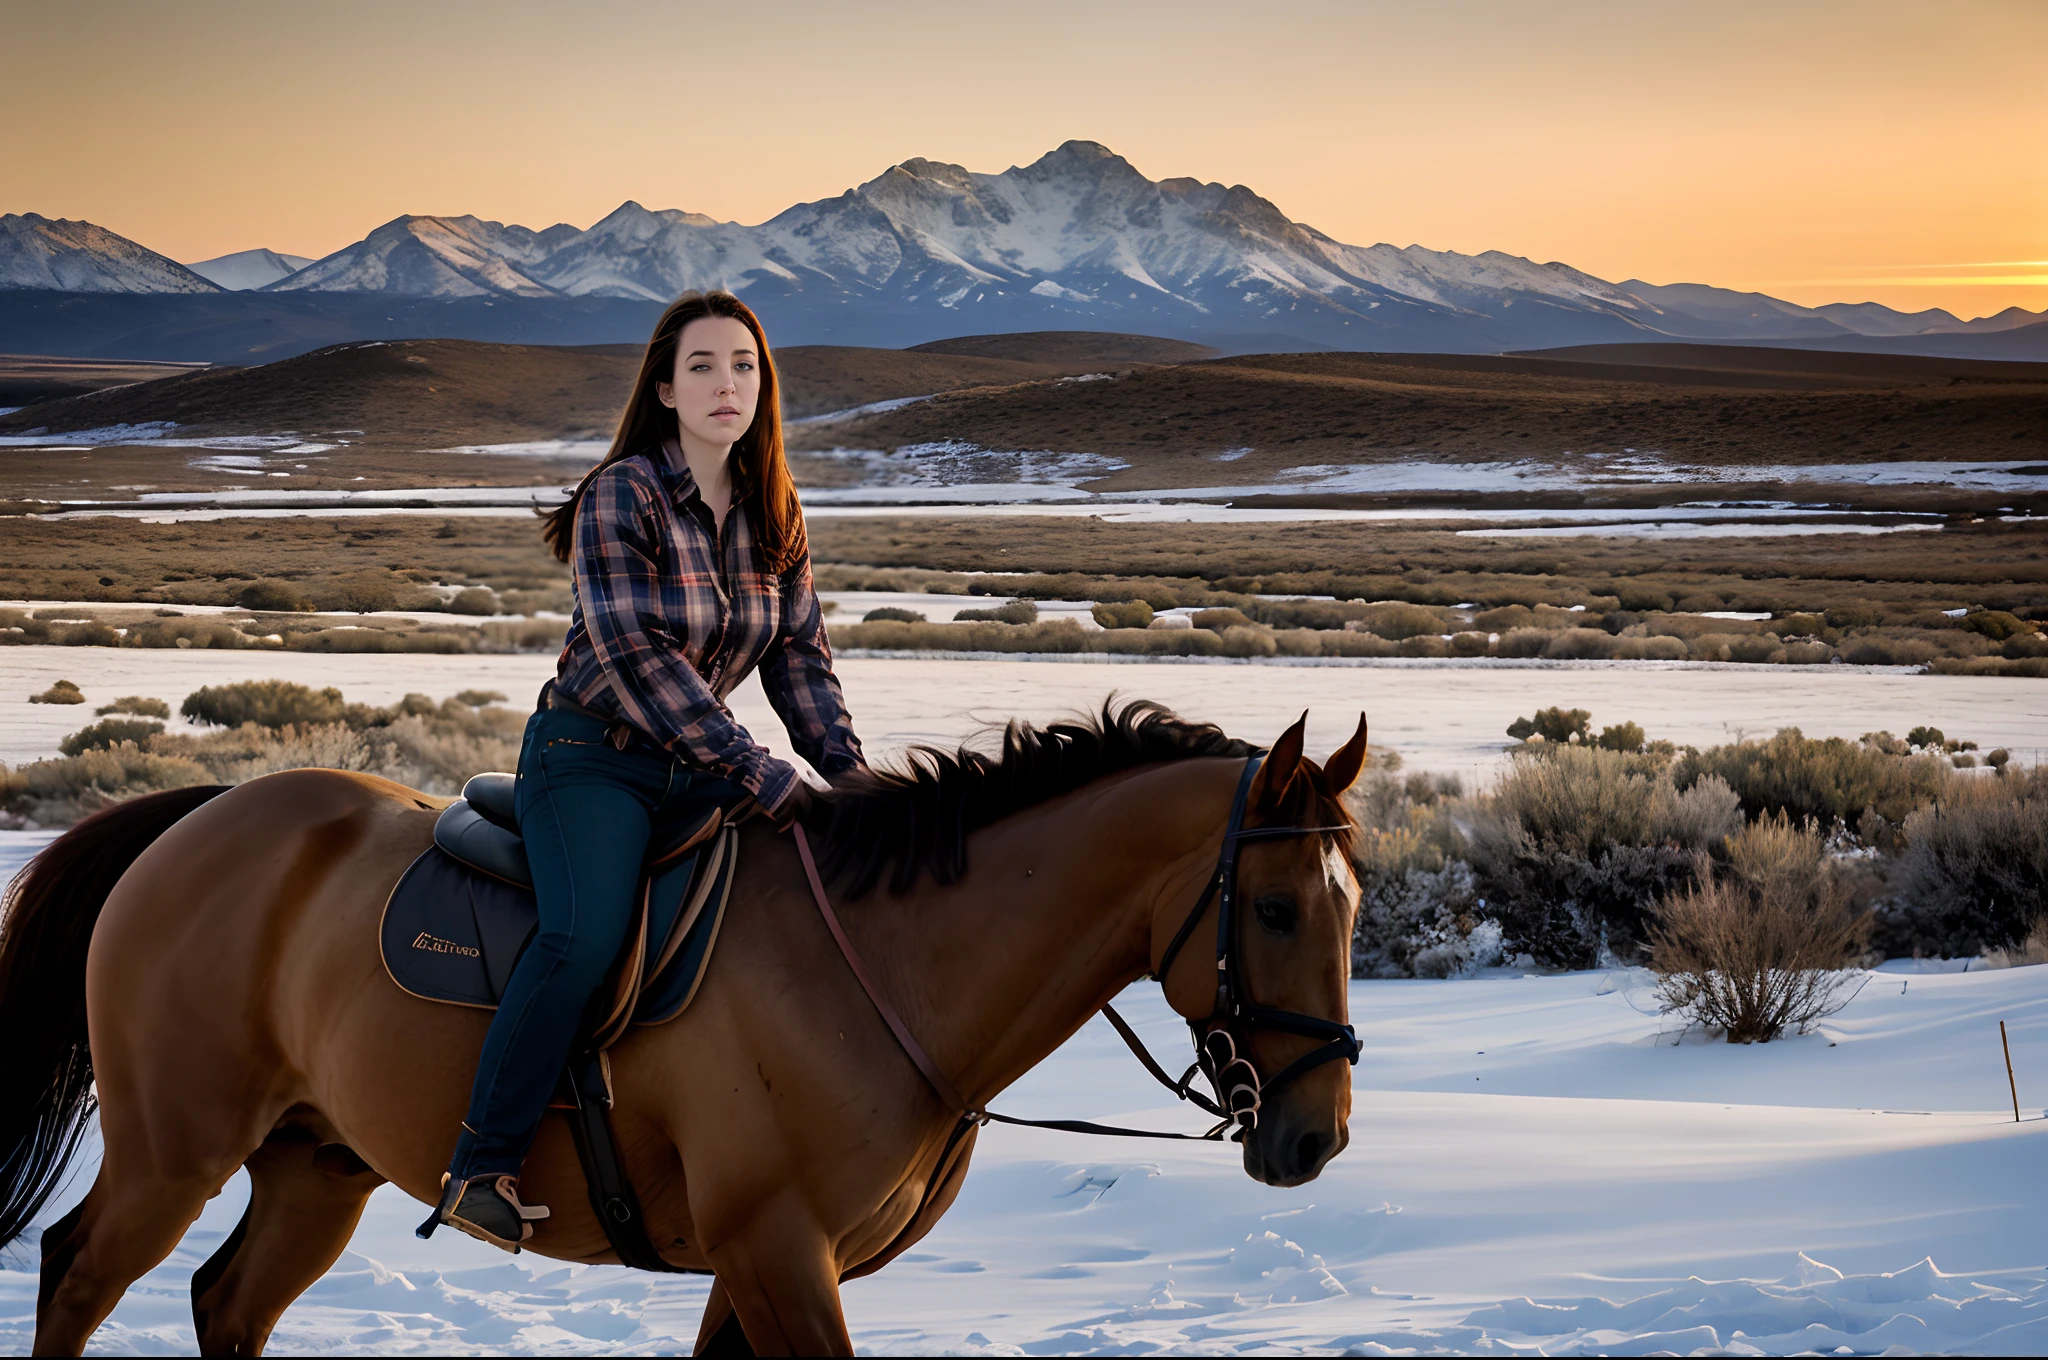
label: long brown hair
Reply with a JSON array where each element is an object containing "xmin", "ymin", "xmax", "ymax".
[{"xmin": 541, "ymin": 290, "xmax": 806, "ymax": 572}]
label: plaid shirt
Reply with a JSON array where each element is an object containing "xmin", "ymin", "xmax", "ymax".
[{"xmin": 556, "ymin": 443, "xmax": 862, "ymax": 810}]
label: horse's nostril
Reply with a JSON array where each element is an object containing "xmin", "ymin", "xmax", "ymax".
[{"xmin": 1294, "ymin": 1131, "xmax": 1328, "ymax": 1172}]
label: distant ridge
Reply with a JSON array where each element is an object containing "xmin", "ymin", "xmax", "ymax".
[
  {"xmin": 3, "ymin": 142, "xmax": 2041, "ymax": 359},
  {"xmin": 186, "ymin": 247, "xmax": 314, "ymax": 291}
]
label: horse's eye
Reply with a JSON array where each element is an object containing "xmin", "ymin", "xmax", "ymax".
[{"xmin": 1253, "ymin": 893, "xmax": 1297, "ymax": 935}]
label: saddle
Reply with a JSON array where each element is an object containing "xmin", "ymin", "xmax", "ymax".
[
  {"xmin": 380, "ymin": 772, "xmax": 738, "ymax": 1042},
  {"xmin": 382, "ymin": 771, "xmax": 739, "ymax": 1272}
]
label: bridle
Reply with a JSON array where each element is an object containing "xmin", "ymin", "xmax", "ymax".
[
  {"xmin": 792, "ymin": 750, "xmax": 1361, "ymax": 1145},
  {"xmin": 1132, "ymin": 750, "xmax": 1363, "ymax": 1139}
]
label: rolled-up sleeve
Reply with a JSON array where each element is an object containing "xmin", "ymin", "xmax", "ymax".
[
  {"xmin": 757, "ymin": 554, "xmax": 864, "ymax": 779},
  {"xmin": 573, "ymin": 470, "xmax": 799, "ymax": 808}
]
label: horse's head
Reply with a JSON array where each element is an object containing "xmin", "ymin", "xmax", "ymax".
[{"xmin": 1156, "ymin": 711, "xmax": 1367, "ymax": 1188}]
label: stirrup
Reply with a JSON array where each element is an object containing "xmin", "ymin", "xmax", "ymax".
[{"xmin": 419, "ymin": 1172, "xmax": 549, "ymax": 1252}]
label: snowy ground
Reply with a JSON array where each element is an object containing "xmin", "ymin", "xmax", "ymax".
[
  {"xmin": 1, "ymin": 952, "xmax": 2042, "ymax": 1355},
  {"xmin": 4, "ymin": 649, "xmax": 2045, "ymax": 775},
  {"xmin": 4, "ymin": 650, "xmax": 2046, "ymax": 1353}
]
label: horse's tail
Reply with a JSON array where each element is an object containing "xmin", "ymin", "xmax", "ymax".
[{"xmin": 0, "ymin": 784, "xmax": 230, "ymax": 1250}]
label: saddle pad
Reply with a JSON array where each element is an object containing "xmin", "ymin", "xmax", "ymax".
[{"xmin": 380, "ymin": 827, "xmax": 739, "ymax": 1028}]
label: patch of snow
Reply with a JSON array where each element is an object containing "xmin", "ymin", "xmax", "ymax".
[
  {"xmin": 787, "ymin": 394, "xmax": 938, "ymax": 427},
  {"xmin": 807, "ymin": 441, "xmax": 1126, "ymax": 492},
  {"xmin": 1462, "ymin": 522, "xmax": 1944, "ymax": 540},
  {"xmin": 0, "ymin": 424, "xmax": 341, "ymax": 454},
  {"xmin": 437, "ymin": 440, "xmax": 609, "ymax": 459}
]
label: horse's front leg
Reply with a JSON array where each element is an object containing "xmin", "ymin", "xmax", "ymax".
[{"xmin": 701, "ymin": 1188, "xmax": 852, "ymax": 1356}]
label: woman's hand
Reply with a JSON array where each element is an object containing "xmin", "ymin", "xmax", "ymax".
[{"xmin": 770, "ymin": 782, "xmax": 813, "ymax": 830}]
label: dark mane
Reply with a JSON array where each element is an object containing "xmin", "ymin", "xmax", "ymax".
[{"xmin": 810, "ymin": 699, "xmax": 1256, "ymax": 897}]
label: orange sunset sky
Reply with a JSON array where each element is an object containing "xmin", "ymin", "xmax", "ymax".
[{"xmin": 9, "ymin": 0, "xmax": 2042, "ymax": 319}]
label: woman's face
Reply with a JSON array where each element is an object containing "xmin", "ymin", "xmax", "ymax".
[{"xmin": 658, "ymin": 315, "xmax": 761, "ymax": 451}]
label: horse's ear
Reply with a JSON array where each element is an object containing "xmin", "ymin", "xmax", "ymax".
[
  {"xmin": 1323, "ymin": 712, "xmax": 1370, "ymax": 794},
  {"xmin": 1249, "ymin": 711, "xmax": 1309, "ymax": 815}
]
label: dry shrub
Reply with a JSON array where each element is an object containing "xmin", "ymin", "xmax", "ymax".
[
  {"xmin": 1508, "ymin": 707, "xmax": 1591, "ymax": 744},
  {"xmin": 446, "ymin": 587, "xmax": 502, "ymax": 616},
  {"xmin": 130, "ymin": 617, "xmax": 255, "ymax": 649},
  {"xmin": 1838, "ymin": 633, "xmax": 1939, "ymax": 667},
  {"xmin": 96, "ymin": 695, "xmax": 170, "ymax": 718},
  {"xmin": 0, "ymin": 744, "xmax": 213, "ymax": 826},
  {"xmin": 1688, "ymin": 632, "xmax": 1780, "ymax": 663},
  {"xmin": 1980, "ymin": 920, "xmax": 2048, "ymax": 970},
  {"xmin": 1464, "ymin": 745, "xmax": 1734, "ymax": 966},
  {"xmin": 1191, "ymin": 607, "xmax": 1254, "ymax": 632},
  {"xmin": 1495, "ymin": 627, "xmax": 1555, "ymax": 658},
  {"xmin": 1613, "ymin": 635, "xmax": 1690, "ymax": 661},
  {"xmin": 1675, "ymin": 728, "xmax": 1951, "ymax": 827},
  {"xmin": 833, "ymin": 618, "xmax": 1228, "ymax": 656},
  {"xmin": 1473, "ymin": 604, "xmax": 1586, "ymax": 633},
  {"xmin": 286, "ymin": 627, "xmax": 468, "ymax": 654},
  {"xmin": 1345, "ymin": 765, "xmax": 1498, "ymax": 978},
  {"xmin": 1928, "ymin": 656, "xmax": 2048, "ymax": 678},
  {"xmin": 1879, "ymin": 767, "xmax": 2048, "ymax": 957},
  {"xmin": 954, "ymin": 599, "xmax": 1038, "ymax": 624},
  {"xmin": 1343, "ymin": 602, "xmax": 1454, "ymax": 639},
  {"xmin": 1544, "ymin": 628, "xmax": 1623, "ymax": 660},
  {"xmin": 6, "ymin": 691, "xmax": 528, "ymax": 825},
  {"xmin": 235, "ymin": 580, "xmax": 314, "ymax": 612},
  {"xmin": 59, "ymin": 718, "xmax": 164, "ymax": 756},
  {"xmin": 1649, "ymin": 815, "xmax": 1867, "ymax": 1043},
  {"xmin": 29, "ymin": 680, "xmax": 85, "ymax": 705},
  {"xmin": 184, "ymin": 679, "xmax": 349, "ymax": 730},
  {"xmin": 307, "ymin": 569, "xmax": 402, "ymax": 614},
  {"xmin": 1091, "ymin": 600, "xmax": 1154, "ymax": 629}
]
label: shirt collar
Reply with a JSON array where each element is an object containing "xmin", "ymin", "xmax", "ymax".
[{"xmin": 656, "ymin": 438, "xmax": 753, "ymax": 508}]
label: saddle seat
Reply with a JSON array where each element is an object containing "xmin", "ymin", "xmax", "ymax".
[{"xmin": 380, "ymin": 772, "xmax": 740, "ymax": 1048}]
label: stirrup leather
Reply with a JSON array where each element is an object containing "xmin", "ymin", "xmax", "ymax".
[{"xmin": 431, "ymin": 1172, "xmax": 549, "ymax": 1252}]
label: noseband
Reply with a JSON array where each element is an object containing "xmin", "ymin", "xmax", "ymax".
[{"xmin": 793, "ymin": 750, "xmax": 1361, "ymax": 1145}]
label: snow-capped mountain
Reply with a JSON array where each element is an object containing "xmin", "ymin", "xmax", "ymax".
[
  {"xmin": 7, "ymin": 144, "xmax": 2041, "ymax": 355},
  {"xmin": 236, "ymin": 143, "xmax": 1670, "ymax": 349},
  {"xmin": 185, "ymin": 247, "xmax": 313, "ymax": 291},
  {"xmin": 0, "ymin": 213, "xmax": 221, "ymax": 293},
  {"xmin": 269, "ymin": 215, "xmax": 584, "ymax": 298}
]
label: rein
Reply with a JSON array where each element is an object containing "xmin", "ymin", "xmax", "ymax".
[{"xmin": 788, "ymin": 751, "xmax": 1361, "ymax": 1144}]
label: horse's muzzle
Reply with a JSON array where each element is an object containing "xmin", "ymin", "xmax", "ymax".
[{"xmin": 1239, "ymin": 1093, "xmax": 1348, "ymax": 1187}]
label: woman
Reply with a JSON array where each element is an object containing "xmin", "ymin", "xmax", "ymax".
[{"xmin": 428, "ymin": 291, "xmax": 864, "ymax": 1250}]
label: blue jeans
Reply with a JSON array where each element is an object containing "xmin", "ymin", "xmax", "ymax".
[{"xmin": 449, "ymin": 705, "xmax": 742, "ymax": 1181}]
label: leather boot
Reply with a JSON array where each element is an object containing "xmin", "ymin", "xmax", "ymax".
[{"xmin": 429, "ymin": 1172, "xmax": 550, "ymax": 1252}]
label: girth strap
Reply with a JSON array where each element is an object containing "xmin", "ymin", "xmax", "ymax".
[{"xmin": 557, "ymin": 1051, "xmax": 699, "ymax": 1273}]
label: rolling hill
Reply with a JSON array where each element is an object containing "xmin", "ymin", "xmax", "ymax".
[{"xmin": 0, "ymin": 331, "xmax": 1205, "ymax": 446}]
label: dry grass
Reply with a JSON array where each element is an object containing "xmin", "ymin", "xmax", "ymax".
[
  {"xmin": 1649, "ymin": 816, "xmax": 1868, "ymax": 1043},
  {"xmin": 0, "ymin": 515, "xmax": 567, "ymax": 606},
  {"xmin": 807, "ymin": 515, "xmax": 2048, "ymax": 620}
]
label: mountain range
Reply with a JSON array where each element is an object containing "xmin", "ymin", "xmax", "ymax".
[{"xmin": 4, "ymin": 142, "xmax": 2042, "ymax": 361}]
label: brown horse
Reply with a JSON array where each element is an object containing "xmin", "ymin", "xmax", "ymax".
[{"xmin": 0, "ymin": 701, "xmax": 1366, "ymax": 1356}]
